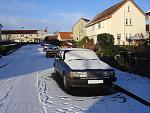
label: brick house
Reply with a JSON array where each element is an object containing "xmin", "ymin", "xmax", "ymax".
[{"xmin": 57, "ymin": 32, "xmax": 73, "ymax": 41}]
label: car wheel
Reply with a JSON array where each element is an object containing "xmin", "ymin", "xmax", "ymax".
[
  {"xmin": 63, "ymin": 75, "xmax": 70, "ymax": 91},
  {"xmin": 46, "ymin": 54, "xmax": 49, "ymax": 58},
  {"xmin": 54, "ymin": 68, "xmax": 59, "ymax": 75}
]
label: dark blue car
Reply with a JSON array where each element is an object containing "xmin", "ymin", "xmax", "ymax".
[{"xmin": 54, "ymin": 48, "xmax": 117, "ymax": 91}]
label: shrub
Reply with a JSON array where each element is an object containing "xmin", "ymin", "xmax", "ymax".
[
  {"xmin": 0, "ymin": 43, "xmax": 21, "ymax": 55},
  {"xmin": 97, "ymin": 33, "xmax": 114, "ymax": 47},
  {"xmin": 76, "ymin": 36, "xmax": 92, "ymax": 48}
]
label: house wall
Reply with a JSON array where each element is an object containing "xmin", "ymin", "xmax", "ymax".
[
  {"xmin": 146, "ymin": 15, "xmax": 150, "ymax": 32},
  {"xmin": 73, "ymin": 18, "xmax": 88, "ymax": 41},
  {"xmin": 57, "ymin": 34, "xmax": 62, "ymax": 41},
  {"xmin": 86, "ymin": 0, "xmax": 146, "ymax": 45},
  {"xmin": 87, "ymin": 18, "xmax": 111, "ymax": 43},
  {"xmin": 1, "ymin": 30, "xmax": 47, "ymax": 42},
  {"xmin": 111, "ymin": 1, "xmax": 145, "ymax": 45}
]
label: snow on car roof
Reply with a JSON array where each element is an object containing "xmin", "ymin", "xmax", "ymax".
[
  {"xmin": 63, "ymin": 48, "xmax": 112, "ymax": 70},
  {"xmin": 64, "ymin": 48, "xmax": 99, "ymax": 61},
  {"xmin": 60, "ymin": 48, "xmax": 89, "ymax": 51}
]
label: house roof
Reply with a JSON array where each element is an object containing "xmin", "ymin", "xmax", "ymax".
[
  {"xmin": 82, "ymin": 18, "xmax": 90, "ymax": 23},
  {"xmin": 2, "ymin": 30, "xmax": 39, "ymax": 34},
  {"xmin": 59, "ymin": 32, "xmax": 73, "ymax": 40},
  {"xmin": 87, "ymin": 0, "xmax": 146, "ymax": 27},
  {"xmin": 73, "ymin": 17, "xmax": 90, "ymax": 28},
  {"xmin": 146, "ymin": 12, "xmax": 150, "ymax": 16}
]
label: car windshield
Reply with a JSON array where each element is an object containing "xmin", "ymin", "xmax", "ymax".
[{"xmin": 65, "ymin": 50, "xmax": 99, "ymax": 61}]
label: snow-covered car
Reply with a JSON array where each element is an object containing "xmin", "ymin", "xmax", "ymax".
[
  {"xmin": 54, "ymin": 48, "xmax": 117, "ymax": 91},
  {"xmin": 46, "ymin": 46, "xmax": 59, "ymax": 58}
]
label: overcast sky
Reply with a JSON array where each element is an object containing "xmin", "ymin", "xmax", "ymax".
[{"xmin": 0, "ymin": 0, "xmax": 149, "ymax": 33}]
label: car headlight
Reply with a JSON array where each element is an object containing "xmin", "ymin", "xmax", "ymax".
[
  {"xmin": 70, "ymin": 72, "xmax": 87, "ymax": 78},
  {"xmin": 109, "ymin": 71, "xmax": 115, "ymax": 77},
  {"xmin": 103, "ymin": 70, "xmax": 115, "ymax": 77}
]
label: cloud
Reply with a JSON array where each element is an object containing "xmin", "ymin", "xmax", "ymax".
[
  {"xmin": 0, "ymin": 0, "xmax": 89, "ymax": 33},
  {"xmin": 0, "ymin": 16, "xmax": 48, "ymax": 29},
  {"xmin": 59, "ymin": 12, "xmax": 85, "ymax": 23},
  {"xmin": 0, "ymin": 15, "xmax": 73, "ymax": 32},
  {"xmin": 0, "ymin": 11, "xmax": 88, "ymax": 33}
]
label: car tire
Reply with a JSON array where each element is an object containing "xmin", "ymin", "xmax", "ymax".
[
  {"xmin": 63, "ymin": 75, "xmax": 70, "ymax": 91},
  {"xmin": 54, "ymin": 68, "xmax": 59, "ymax": 75}
]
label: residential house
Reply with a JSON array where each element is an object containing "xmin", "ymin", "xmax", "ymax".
[
  {"xmin": 146, "ymin": 11, "xmax": 150, "ymax": 36},
  {"xmin": 1, "ymin": 29, "xmax": 48, "ymax": 43},
  {"xmin": 45, "ymin": 35, "xmax": 58, "ymax": 41},
  {"xmin": 72, "ymin": 17, "xmax": 90, "ymax": 41},
  {"xmin": 57, "ymin": 32, "xmax": 73, "ymax": 41},
  {"xmin": 62, "ymin": 42, "xmax": 75, "ymax": 48},
  {"xmin": 86, "ymin": 0, "xmax": 146, "ymax": 45},
  {"xmin": 0, "ymin": 24, "xmax": 3, "ymax": 41}
]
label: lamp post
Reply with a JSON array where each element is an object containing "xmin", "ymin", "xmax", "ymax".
[{"xmin": 19, "ymin": 27, "xmax": 25, "ymax": 42}]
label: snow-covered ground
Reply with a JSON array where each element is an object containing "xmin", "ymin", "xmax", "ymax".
[
  {"xmin": 115, "ymin": 69, "xmax": 150, "ymax": 103},
  {"xmin": 0, "ymin": 45, "xmax": 149, "ymax": 113}
]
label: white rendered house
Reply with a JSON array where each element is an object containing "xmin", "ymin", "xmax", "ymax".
[{"xmin": 86, "ymin": 0, "xmax": 146, "ymax": 45}]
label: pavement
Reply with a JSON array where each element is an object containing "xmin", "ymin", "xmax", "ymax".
[
  {"xmin": 0, "ymin": 56, "xmax": 13, "ymax": 68},
  {"xmin": 115, "ymin": 69, "xmax": 150, "ymax": 103}
]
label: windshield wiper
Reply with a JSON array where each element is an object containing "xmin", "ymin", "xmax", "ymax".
[
  {"xmin": 68, "ymin": 58, "xmax": 98, "ymax": 61},
  {"xmin": 68, "ymin": 59, "xmax": 84, "ymax": 61},
  {"xmin": 85, "ymin": 59, "xmax": 98, "ymax": 61}
]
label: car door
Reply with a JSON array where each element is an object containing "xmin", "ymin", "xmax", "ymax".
[{"xmin": 54, "ymin": 51, "xmax": 65, "ymax": 76}]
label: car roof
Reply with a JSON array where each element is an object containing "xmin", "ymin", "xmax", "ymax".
[{"xmin": 60, "ymin": 48, "xmax": 90, "ymax": 51}]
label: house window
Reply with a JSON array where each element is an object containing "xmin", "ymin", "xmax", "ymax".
[
  {"xmin": 129, "ymin": 34, "xmax": 132, "ymax": 38},
  {"xmin": 126, "ymin": 19, "xmax": 128, "ymax": 25},
  {"xmin": 98, "ymin": 23, "xmax": 101, "ymax": 29},
  {"xmin": 117, "ymin": 34, "xmax": 121, "ymax": 45},
  {"xmin": 128, "ymin": 6, "xmax": 130, "ymax": 12},
  {"xmin": 92, "ymin": 25, "xmax": 94, "ymax": 31},
  {"xmin": 126, "ymin": 34, "xmax": 128, "ymax": 40},
  {"xmin": 130, "ymin": 19, "xmax": 132, "ymax": 25}
]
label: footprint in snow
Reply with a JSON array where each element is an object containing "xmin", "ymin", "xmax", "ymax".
[{"xmin": 111, "ymin": 94, "xmax": 127, "ymax": 103}]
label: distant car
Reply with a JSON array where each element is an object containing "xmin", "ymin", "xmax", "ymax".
[
  {"xmin": 41, "ymin": 41, "xmax": 46, "ymax": 46},
  {"xmin": 46, "ymin": 46, "xmax": 59, "ymax": 58},
  {"xmin": 54, "ymin": 48, "xmax": 117, "ymax": 91},
  {"xmin": 43, "ymin": 44, "xmax": 53, "ymax": 52}
]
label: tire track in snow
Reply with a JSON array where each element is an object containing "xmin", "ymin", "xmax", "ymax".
[
  {"xmin": 37, "ymin": 70, "xmax": 87, "ymax": 113},
  {"xmin": 0, "ymin": 77, "xmax": 22, "ymax": 113}
]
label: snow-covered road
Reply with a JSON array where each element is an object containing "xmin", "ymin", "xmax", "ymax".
[{"xmin": 0, "ymin": 45, "xmax": 149, "ymax": 113}]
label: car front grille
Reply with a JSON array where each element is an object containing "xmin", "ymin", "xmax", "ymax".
[{"xmin": 87, "ymin": 71, "xmax": 110, "ymax": 79}]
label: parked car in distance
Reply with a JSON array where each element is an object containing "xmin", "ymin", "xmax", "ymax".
[
  {"xmin": 43, "ymin": 44, "xmax": 52, "ymax": 52},
  {"xmin": 46, "ymin": 46, "xmax": 59, "ymax": 58},
  {"xmin": 54, "ymin": 48, "xmax": 117, "ymax": 91}
]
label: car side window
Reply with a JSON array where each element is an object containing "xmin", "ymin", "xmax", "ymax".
[{"xmin": 55, "ymin": 51, "xmax": 62, "ymax": 60}]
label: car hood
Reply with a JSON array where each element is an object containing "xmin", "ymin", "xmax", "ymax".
[{"xmin": 64, "ymin": 59, "xmax": 112, "ymax": 70}]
